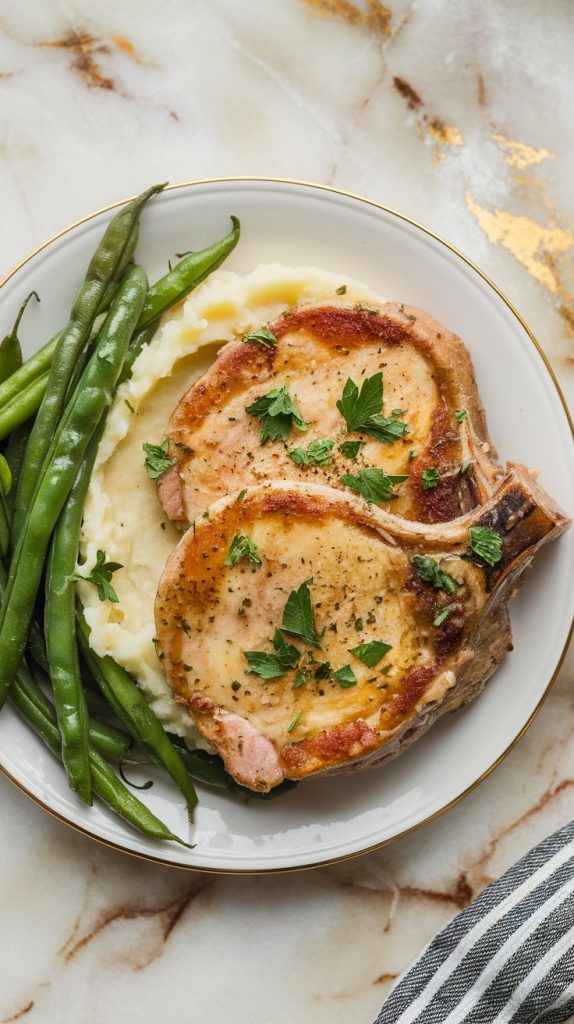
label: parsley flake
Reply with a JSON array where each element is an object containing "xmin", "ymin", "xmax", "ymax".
[
  {"xmin": 336, "ymin": 284, "xmax": 347, "ymax": 295},
  {"xmin": 287, "ymin": 710, "xmax": 304, "ymax": 733},
  {"xmin": 246, "ymin": 383, "xmax": 308, "ymax": 444},
  {"xmin": 341, "ymin": 467, "xmax": 408, "ymax": 503},
  {"xmin": 334, "ymin": 665, "xmax": 357, "ymax": 688},
  {"xmin": 243, "ymin": 326, "xmax": 277, "ymax": 349},
  {"xmin": 288, "ymin": 438, "xmax": 334, "ymax": 466},
  {"xmin": 237, "ymin": 489, "xmax": 247, "ymax": 502},
  {"xmin": 314, "ymin": 661, "xmax": 331, "ymax": 679},
  {"xmin": 433, "ymin": 607, "xmax": 451, "ymax": 626},
  {"xmin": 336, "ymin": 373, "xmax": 409, "ymax": 445},
  {"xmin": 339, "ymin": 440, "xmax": 365, "ymax": 461},
  {"xmin": 455, "ymin": 409, "xmax": 467, "ymax": 423},
  {"xmin": 293, "ymin": 671, "xmax": 308, "ymax": 689},
  {"xmin": 412, "ymin": 555, "xmax": 459, "ymax": 593},
  {"xmin": 469, "ymin": 526, "xmax": 503, "ymax": 566},
  {"xmin": 421, "ymin": 467, "xmax": 441, "ymax": 490},
  {"xmin": 224, "ymin": 533, "xmax": 262, "ymax": 567},
  {"xmin": 143, "ymin": 438, "xmax": 176, "ymax": 479},
  {"xmin": 72, "ymin": 549, "xmax": 123, "ymax": 603},
  {"xmin": 348, "ymin": 640, "xmax": 392, "ymax": 667},
  {"xmin": 244, "ymin": 629, "xmax": 300, "ymax": 680},
  {"xmin": 282, "ymin": 578, "xmax": 319, "ymax": 646}
]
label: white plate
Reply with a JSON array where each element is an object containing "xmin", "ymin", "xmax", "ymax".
[{"xmin": 0, "ymin": 179, "xmax": 572, "ymax": 873}]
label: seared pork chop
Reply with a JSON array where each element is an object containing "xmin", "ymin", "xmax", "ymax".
[
  {"xmin": 155, "ymin": 469, "xmax": 569, "ymax": 792},
  {"xmin": 157, "ymin": 303, "xmax": 502, "ymax": 525}
]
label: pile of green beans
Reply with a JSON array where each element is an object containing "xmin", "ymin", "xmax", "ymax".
[{"xmin": 0, "ymin": 185, "xmax": 269, "ymax": 849}]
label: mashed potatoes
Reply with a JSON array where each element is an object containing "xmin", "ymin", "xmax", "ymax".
[{"xmin": 78, "ymin": 264, "xmax": 385, "ymax": 746}]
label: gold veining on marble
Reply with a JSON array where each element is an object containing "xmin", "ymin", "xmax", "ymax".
[
  {"xmin": 38, "ymin": 30, "xmax": 114, "ymax": 91},
  {"xmin": 300, "ymin": 0, "xmax": 392, "ymax": 35},
  {"xmin": 465, "ymin": 192, "xmax": 574, "ymax": 293},
  {"xmin": 428, "ymin": 118, "xmax": 463, "ymax": 147},
  {"xmin": 1, "ymin": 1002, "xmax": 35, "ymax": 1022},
  {"xmin": 491, "ymin": 133, "xmax": 554, "ymax": 169},
  {"xmin": 0, "ymin": 178, "xmax": 571, "ymax": 874}
]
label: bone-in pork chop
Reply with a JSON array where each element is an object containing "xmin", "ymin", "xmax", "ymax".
[
  {"xmin": 157, "ymin": 303, "xmax": 502, "ymax": 525},
  {"xmin": 155, "ymin": 470, "xmax": 569, "ymax": 792}
]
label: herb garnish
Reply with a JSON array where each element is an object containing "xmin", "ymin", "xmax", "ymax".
[
  {"xmin": 469, "ymin": 526, "xmax": 503, "ymax": 566},
  {"xmin": 282, "ymin": 578, "xmax": 319, "ymax": 646},
  {"xmin": 73, "ymin": 549, "xmax": 123, "ymax": 603},
  {"xmin": 339, "ymin": 440, "xmax": 365, "ymax": 460},
  {"xmin": 143, "ymin": 438, "xmax": 177, "ymax": 479},
  {"xmin": 237, "ymin": 489, "xmax": 247, "ymax": 502},
  {"xmin": 336, "ymin": 373, "xmax": 409, "ymax": 445},
  {"xmin": 293, "ymin": 672, "xmax": 308, "ymax": 689},
  {"xmin": 341, "ymin": 467, "xmax": 408, "ymax": 503},
  {"xmin": 455, "ymin": 409, "xmax": 467, "ymax": 423},
  {"xmin": 243, "ymin": 327, "xmax": 277, "ymax": 349},
  {"xmin": 336, "ymin": 284, "xmax": 347, "ymax": 295},
  {"xmin": 334, "ymin": 665, "xmax": 357, "ymax": 688},
  {"xmin": 244, "ymin": 629, "xmax": 301, "ymax": 680},
  {"xmin": 246, "ymin": 383, "xmax": 308, "ymax": 444},
  {"xmin": 287, "ymin": 710, "xmax": 304, "ymax": 733},
  {"xmin": 224, "ymin": 533, "xmax": 262, "ymax": 567},
  {"xmin": 348, "ymin": 640, "xmax": 392, "ymax": 667},
  {"xmin": 433, "ymin": 607, "xmax": 451, "ymax": 626},
  {"xmin": 412, "ymin": 555, "xmax": 459, "ymax": 593},
  {"xmin": 288, "ymin": 438, "xmax": 334, "ymax": 466},
  {"xmin": 460, "ymin": 460, "xmax": 474, "ymax": 475},
  {"xmin": 314, "ymin": 661, "xmax": 331, "ymax": 679},
  {"xmin": 421, "ymin": 467, "xmax": 441, "ymax": 490}
]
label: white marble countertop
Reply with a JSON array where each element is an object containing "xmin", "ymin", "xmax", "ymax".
[{"xmin": 0, "ymin": 2, "xmax": 573, "ymax": 1022}]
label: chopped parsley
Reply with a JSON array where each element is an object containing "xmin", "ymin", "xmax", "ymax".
[
  {"xmin": 314, "ymin": 661, "xmax": 331, "ymax": 679},
  {"xmin": 224, "ymin": 533, "xmax": 262, "ymax": 567},
  {"xmin": 237, "ymin": 489, "xmax": 247, "ymax": 502},
  {"xmin": 282, "ymin": 578, "xmax": 319, "ymax": 646},
  {"xmin": 341, "ymin": 467, "xmax": 408, "ymax": 503},
  {"xmin": 293, "ymin": 671, "xmax": 308, "ymax": 689},
  {"xmin": 348, "ymin": 640, "xmax": 392, "ymax": 667},
  {"xmin": 336, "ymin": 373, "xmax": 409, "ymax": 445},
  {"xmin": 287, "ymin": 710, "xmax": 304, "ymax": 734},
  {"xmin": 334, "ymin": 665, "xmax": 357, "ymax": 688},
  {"xmin": 288, "ymin": 438, "xmax": 334, "ymax": 466},
  {"xmin": 243, "ymin": 326, "xmax": 277, "ymax": 349},
  {"xmin": 336, "ymin": 284, "xmax": 347, "ymax": 295},
  {"xmin": 460, "ymin": 460, "xmax": 474, "ymax": 475},
  {"xmin": 469, "ymin": 526, "xmax": 503, "ymax": 566},
  {"xmin": 433, "ymin": 607, "xmax": 451, "ymax": 627},
  {"xmin": 72, "ymin": 549, "xmax": 123, "ymax": 603},
  {"xmin": 142, "ymin": 438, "xmax": 177, "ymax": 479},
  {"xmin": 412, "ymin": 555, "xmax": 459, "ymax": 593},
  {"xmin": 337, "ymin": 373, "xmax": 384, "ymax": 433},
  {"xmin": 124, "ymin": 399, "xmax": 135, "ymax": 414},
  {"xmin": 339, "ymin": 440, "xmax": 365, "ymax": 460},
  {"xmin": 455, "ymin": 409, "xmax": 467, "ymax": 423},
  {"xmin": 421, "ymin": 467, "xmax": 441, "ymax": 490},
  {"xmin": 244, "ymin": 629, "xmax": 300, "ymax": 680},
  {"xmin": 246, "ymin": 383, "xmax": 308, "ymax": 444}
]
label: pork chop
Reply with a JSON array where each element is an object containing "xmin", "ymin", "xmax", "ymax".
[
  {"xmin": 157, "ymin": 302, "xmax": 502, "ymax": 525},
  {"xmin": 154, "ymin": 468, "xmax": 569, "ymax": 792}
]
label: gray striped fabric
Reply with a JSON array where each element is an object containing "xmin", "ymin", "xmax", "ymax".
[{"xmin": 375, "ymin": 820, "xmax": 574, "ymax": 1024}]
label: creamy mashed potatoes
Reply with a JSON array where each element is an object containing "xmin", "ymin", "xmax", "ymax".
[{"xmin": 78, "ymin": 264, "xmax": 385, "ymax": 746}]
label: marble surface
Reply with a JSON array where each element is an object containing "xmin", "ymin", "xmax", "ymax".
[{"xmin": 0, "ymin": 1, "xmax": 573, "ymax": 1021}]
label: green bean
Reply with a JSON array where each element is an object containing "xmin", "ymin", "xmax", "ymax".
[
  {"xmin": 77, "ymin": 608, "xmax": 198, "ymax": 818},
  {"xmin": 45, "ymin": 425, "xmax": 105, "ymax": 804},
  {"xmin": 0, "ymin": 372, "xmax": 49, "ymax": 442},
  {"xmin": 4, "ymin": 423, "xmax": 31, "ymax": 513},
  {"xmin": 0, "ymin": 332, "xmax": 57, "ymax": 410},
  {"xmin": 9, "ymin": 663, "xmax": 191, "ymax": 846},
  {"xmin": 168, "ymin": 738, "xmax": 298, "ymax": 801},
  {"xmin": 137, "ymin": 216, "xmax": 240, "ymax": 328},
  {"xmin": 0, "ymin": 291, "xmax": 40, "ymax": 383},
  {"xmin": 11, "ymin": 184, "xmax": 164, "ymax": 541},
  {"xmin": 87, "ymin": 717, "xmax": 132, "ymax": 761},
  {"xmin": 0, "ymin": 266, "xmax": 148, "ymax": 704}
]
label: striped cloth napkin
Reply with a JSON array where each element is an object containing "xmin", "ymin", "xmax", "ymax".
[{"xmin": 375, "ymin": 819, "xmax": 574, "ymax": 1024}]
